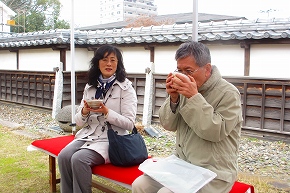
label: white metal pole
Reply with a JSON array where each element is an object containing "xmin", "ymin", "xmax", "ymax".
[
  {"xmin": 70, "ymin": 0, "xmax": 76, "ymax": 134},
  {"xmin": 1, "ymin": 6, "xmax": 3, "ymax": 32},
  {"xmin": 192, "ymin": 0, "xmax": 198, "ymax": 41}
]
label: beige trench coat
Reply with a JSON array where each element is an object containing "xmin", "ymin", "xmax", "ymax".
[{"xmin": 73, "ymin": 78, "xmax": 137, "ymax": 163}]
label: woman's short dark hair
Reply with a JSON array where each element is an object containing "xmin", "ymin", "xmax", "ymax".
[
  {"xmin": 175, "ymin": 41, "xmax": 211, "ymax": 67},
  {"xmin": 88, "ymin": 45, "xmax": 127, "ymax": 87}
]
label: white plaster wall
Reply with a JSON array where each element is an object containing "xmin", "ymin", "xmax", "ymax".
[
  {"xmin": 154, "ymin": 46, "xmax": 179, "ymax": 74},
  {"xmin": 154, "ymin": 45, "xmax": 245, "ymax": 76},
  {"xmin": 250, "ymin": 44, "xmax": 290, "ymax": 78},
  {"xmin": 66, "ymin": 48, "xmax": 94, "ymax": 71},
  {"xmin": 2, "ymin": 44, "xmax": 290, "ymax": 79},
  {"xmin": 209, "ymin": 45, "xmax": 244, "ymax": 76},
  {"xmin": 0, "ymin": 50, "xmax": 17, "ymax": 70},
  {"xmin": 19, "ymin": 49, "xmax": 59, "ymax": 71},
  {"xmin": 121, "ymin": 47, "xmax": 151, "ymax": 73}
]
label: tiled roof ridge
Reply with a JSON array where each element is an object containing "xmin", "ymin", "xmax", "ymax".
[{"xmin": 1, "ymin": 18, "xmax": 290, "ymax": 47}]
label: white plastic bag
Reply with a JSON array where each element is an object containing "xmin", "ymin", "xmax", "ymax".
[{"xmin": 138, "ymin": 155, "xmax": 217, "ymax": 193}]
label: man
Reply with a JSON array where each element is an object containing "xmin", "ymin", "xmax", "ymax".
[{"xmin": 132, "ymin": 41, "xmax": 243, "ymax": 193}]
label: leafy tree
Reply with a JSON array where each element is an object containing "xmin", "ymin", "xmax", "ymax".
[
  {"xmin": 2, "ymin": 0, "xmax": 31, "ymax": 11},
  {"xmin": 3, "ymin": 0, "xmax": 70, "ymax": 33}
]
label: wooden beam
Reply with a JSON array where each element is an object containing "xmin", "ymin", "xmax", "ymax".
[
  {"xmin": 144, "ymin": 45, "xmax": 155, "ymax": 63},
  {"xmin": 240, "ymin": 41, "xmax": 250, "ymax": 76},
  {"xmin": 244, "ymin": 46, "xmax": 250, "ymax": 76},
  {"xmin": 60, "ymin": 49, "xmax": 66, "ymax": 71},
  {"xmin": 16, "ymin": 50, "xmax": 19, "ymax": 70}
]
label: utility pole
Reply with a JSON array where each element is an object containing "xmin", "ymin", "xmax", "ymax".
[
  {"xmin": 192, "ymin": 0, "xmax": 198, "ymax": 41},
  {"xmin": 1, "ymin": 5, "xmax": 3, "ymax": 32}
]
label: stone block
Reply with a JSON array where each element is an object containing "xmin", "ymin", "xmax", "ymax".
[{"xmin": 55, "ymin": 105, "xmax": 82, "ymax": 132}]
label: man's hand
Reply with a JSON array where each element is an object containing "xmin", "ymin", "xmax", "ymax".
[
  {"xmin": 166, "ymin": 73, "xmax": 180, "ymax": 103},
  {"xmin": 170, "ymin": 73, "xmax": 198, "ymax": 99}
]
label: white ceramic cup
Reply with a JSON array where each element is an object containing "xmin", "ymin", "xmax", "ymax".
[{"xmin": 172, "ymin": 72, "xmax": 190, "ymax": 82}]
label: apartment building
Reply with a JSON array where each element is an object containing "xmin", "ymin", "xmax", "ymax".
[
  {"xmin": 99, "ymin": 0, "xmax": 157, "ymax": 24},
  {"xmin": 0, "ymin": 1, "xmax": 16, "ymax": 32}
]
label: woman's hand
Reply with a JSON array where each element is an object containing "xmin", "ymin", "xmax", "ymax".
[
  {"xmin": 82, "ymin": 100, "xmax": 109, "ymax": 116},
  {"xmin": 81, "ymin": 100, "xmax": 91, "ymax": 116},
  {"xmin": 90, "ymin": 103, "xmax": 109, "ymax": 115}
]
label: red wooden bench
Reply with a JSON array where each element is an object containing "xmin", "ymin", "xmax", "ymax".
[{"xmin": 29, "ymin": 135, "xmax": 254, "ymax": 193}]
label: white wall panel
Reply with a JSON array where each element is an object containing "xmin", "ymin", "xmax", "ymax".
[
  {"xmin": 0, "ymin": 51, "xmax": 17, "ymax": 70},
  {"xmin": 209, "ymin": 45, "xmax": 244, "ymax": 76},
  {"xmin": 154, "ymin": 46, "xmax": 179, "ymax": 74},
  {"xmin": 122, "ymin": 47, "xmax": 150, "ymax": 73},
  {"xmin": 250, "ymin": 44, "xmax": 290, "ymax": 78},
  {"xmin": 66, "ymin": 48, "xmax": 93, "ymax": 71},
  {"xmin": 19, "ymin": 49, "xmax": 59, "ymax": 71}
]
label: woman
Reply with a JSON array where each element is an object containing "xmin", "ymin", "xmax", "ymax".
[{"xmin": 58, "ymin": 45, "xmax": 137, "ymax": 193}]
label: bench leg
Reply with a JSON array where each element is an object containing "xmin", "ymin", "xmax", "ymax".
[
  {"xmin": 49, "ymin": 155, "xmax": 57, "ymax": 193},
  {"xmin": 48, "ymin": 155, "xmax": 121, "ymax": 193}
]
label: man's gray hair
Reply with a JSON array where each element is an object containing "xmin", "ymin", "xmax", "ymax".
[{"xmin": 175, "ymin": 41, "xmax": 211, "ymax": 67}]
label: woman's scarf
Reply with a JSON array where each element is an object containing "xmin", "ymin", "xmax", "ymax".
[{"xmin": 95, "ymin": 74, "xmax": 116, "ymax": 99}]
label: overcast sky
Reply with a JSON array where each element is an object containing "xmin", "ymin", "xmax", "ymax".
[{"xmin": 59, "ymin": 0, "xmax": 290, "ymax": 27}]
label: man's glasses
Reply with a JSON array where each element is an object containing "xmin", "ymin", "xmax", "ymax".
[{"xmin": 174, "ymin": 68, "xmax": 200, "ymax": 76}]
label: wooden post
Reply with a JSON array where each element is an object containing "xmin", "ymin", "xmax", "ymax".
[
  {"xmin": 49, "ymin": 156, "xmax": 57, "ymax": 193},
  {"xmin": 240, "ymin": 41, "xmax": 250, "ymax": 76}
]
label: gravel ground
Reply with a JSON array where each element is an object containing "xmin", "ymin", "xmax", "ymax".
[{"xmin": 0, "ymin": 102, "xmax": 290, "ymax": 187}]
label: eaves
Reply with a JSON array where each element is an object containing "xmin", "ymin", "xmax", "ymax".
[{"xmin": 0, "ymin": 18, "xmax": 290, "ymax": 49}]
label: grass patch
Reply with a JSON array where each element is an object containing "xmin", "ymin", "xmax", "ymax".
[
  {"xmin": 0, "ymin": 128, "xmax": 51, "ymax": 193},
  {"xmin": 0, "ymin": 127, "xmax": 130, "ymax": 193},
  {"xmin": 237, "ymin": 173, "xmax": 289, "ymax": 193}
]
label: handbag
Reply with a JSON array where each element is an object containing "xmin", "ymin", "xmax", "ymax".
[{"xmin": 107, "ymin": 122, "xmax": 148, "ymax": 166}]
